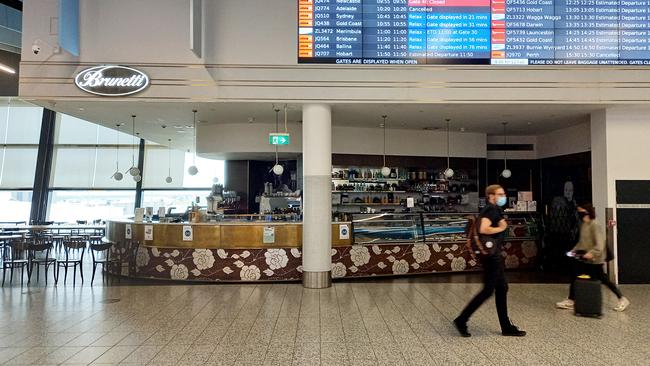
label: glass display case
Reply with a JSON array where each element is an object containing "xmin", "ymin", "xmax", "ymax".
[
  {"xmin": 352, "ymin": 212, "xmax": 541, "ymax": 246},
  {"xmin": 503, "ymin": 212, "xmax": 542, "ymax": 240},
  {"xmin": 420, "ymin": 213, "xmax": 471, "ymax": 244},
  {"xmin": 352, "ymin": 213, "xmax": 423, "ymax": 245}
]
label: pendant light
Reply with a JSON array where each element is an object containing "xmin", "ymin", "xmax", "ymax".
[
  {"xmin": 127, "ymin": 115, "xmax": 141, "ymax": 177},
  {"xmin": 380, "ymin": 115, "xmax": 390, "ymax": 177},
  {"xmin": 271, "ymin": 106, "xmax": 283, "ymax": 175},
  {"xmin": 501, "ymin": 122, "xmax": 512, "ymax": 178},
  {"xmin": 187, "ymin": 109, "xmax": 199, "ymax": 176},
  {"xmin": 133, "ymin": 132, "xmax": 142, "ymax": 182},
  {"xmin": 165, "ymin": 138, "xmax": 173, "ymax": 183},
  {"xmin": 444, "ymin": 118, "xmax": 454, "ymax": 179},
  {"xmin": 111, "ymin": 123, "xmax": 123, "ymax": 181}
]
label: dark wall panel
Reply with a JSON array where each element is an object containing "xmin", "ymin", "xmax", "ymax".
[{"xmin": 0, "ymin": 49, "xmax": 19, "ymax": 96}]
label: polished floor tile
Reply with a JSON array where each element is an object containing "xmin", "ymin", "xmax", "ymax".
[{"xmin": 1, "ymin": 273, "xmax": 648, "ymax": 365}]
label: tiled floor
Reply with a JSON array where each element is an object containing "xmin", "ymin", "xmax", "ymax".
[{"xmin": 0, "ymin": 273, "xmax": 648, "ymax": 365}]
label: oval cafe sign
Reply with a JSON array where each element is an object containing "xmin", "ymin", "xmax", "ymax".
[{"xmin": 74, "ymin": 65, "xmax": 149, "ymax": 96}]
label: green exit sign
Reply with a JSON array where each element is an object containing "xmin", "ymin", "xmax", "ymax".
[{"xmin": 269, "ymin": 133, "xmax": 291, "ymax": 145}]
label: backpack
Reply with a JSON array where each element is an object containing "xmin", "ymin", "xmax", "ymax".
[{"xmin": 465, "ymin": 215, "xmax": 487, "ymax": 258}]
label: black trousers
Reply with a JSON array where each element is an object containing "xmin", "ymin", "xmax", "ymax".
[
  {"xmin": 456, "ymin": 254, "xmax": 511, "ymax": 330},
  {"xmin": 569, "ymin": 260, "xmax": 623, "ymax": 300}
]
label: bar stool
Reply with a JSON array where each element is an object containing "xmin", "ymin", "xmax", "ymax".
[
  {"xmin": 27, "ymin": 237, "xmax": 57, "ymax": 285},
  {"xmin": 2, "ymin": 238, "xmax": 29, "ymax": 286},
  {"xmin": 89, "ymin": 236, "xmax": 111, "ymax": 284},
  {"xmin": 110, "ymin": 240, "xmax": 140, "ymax": 279},
  {"xmin": 56, "ymin": 236, "xmax": 86, "ymax": 286}
]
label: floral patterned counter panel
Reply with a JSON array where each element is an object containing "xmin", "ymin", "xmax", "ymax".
[{"xmin": 126, "ymin": 240, "xmax": 538, "ymax": 282}]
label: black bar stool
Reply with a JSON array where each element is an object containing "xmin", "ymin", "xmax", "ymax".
[
  {"xmin": 2, "ymin": 238, "xmax": 29, "ymax": 286},
  {"xmin": 27, "ymin": 237, "xmax": 57, "ymax": 285},
  {"xmin": 89, "ymin": 237, "xmax": 113, "ymax": 285},
  {"xmin": 56, "ymin": 236, "xmax": 87, "ymax": 286}
]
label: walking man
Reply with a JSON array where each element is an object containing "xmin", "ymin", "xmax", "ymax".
[{"xmin": 453, "ymin": 184, "xmax": 526, "ymax": 337}]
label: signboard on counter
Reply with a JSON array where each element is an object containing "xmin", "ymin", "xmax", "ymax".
[
  {"xmin": 144, "ymin": 225, "xmax": 154, "ymax": 241},
  {"xmin": 182, "ymin": 225, "xmax": 194, "ymax": 241},
  {"xmin": 269, "ymin": 133, "xmax": 290, "ymax": 145},
  {"xmin": 74, "ymin": 65, "xmax": 149, "ymax": 96},
  {"xmin": 263, "ymin": 226, "xmax": 276, "ymax": 244},
  {"xmin": 125, "ymin": 224, "xmax": 132, "ymax": 239},
  {"xmin": 339, "ymin": 224, "xmax": 350, "ymax": 240}
]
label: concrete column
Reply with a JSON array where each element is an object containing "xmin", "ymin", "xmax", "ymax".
[{"xmin": 302, "ymin": 104, "xmax": 332, "ymax": 289}]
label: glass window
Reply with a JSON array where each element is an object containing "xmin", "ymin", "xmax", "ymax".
[
  {"xmin": 141, "ymin": 190, "xmax": 211, "ymax": 214},
  {"xmin": 0, "ymin": 147, "xmax": 38, "ymax": 188},
  {"xmin": 47, "ymin": 190, "xmax": 136, "ymax": 222},
  {"xmin": 143, "ymin": 146, "xmax": 225, "ymax": 189},
  {"xmin": 55, "ymin": 114, "xmax": 134, "ymax": 145},
  {"xmin": 51, "ymin": 112, "xmax": 140, "ymax": 189},
  {"xmin": 0, "ymin": 191, "xmax": 32, "ymax": 223},
  {"xmin": 0, "ymin": 100, "xmax": 43, "ymax": 144},
  {"xmin": 50, "ymin": 147, "xmax": 96, "ymax": 188},
  {"xmin": 4, "ymin": 105, "xmax": 43, "ymax": 144},
  {"xmin": 142, "ymin": 146, "xmax": 185, "ymax": 188}
]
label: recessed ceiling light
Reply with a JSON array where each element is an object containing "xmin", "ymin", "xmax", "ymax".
[
  {"xmin": 78, "ymin": 107, "xmax": 84, "ymax": 111},
  {"xmin": 460, "ymin": 127, "xmax": 466, "ymax": 132},
  {"xmin": 173, "ymin": 125, "xmax": 184, "ymax": 129},
  {"xmin": 176, "ymin": 130, "xmax": 186, "ymax": 133}
]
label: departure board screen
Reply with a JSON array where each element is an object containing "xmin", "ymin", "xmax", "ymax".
[{"xmin": 297, "ymin": 0, "xmax": 650, "ymax": 65}]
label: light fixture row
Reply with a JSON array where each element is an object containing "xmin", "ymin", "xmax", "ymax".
[{"xmin": 112, "ymin": 111, "xmax": 200, "ymax": 183}]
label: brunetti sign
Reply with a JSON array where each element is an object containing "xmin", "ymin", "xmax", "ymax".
[{"xmin": 74, "ymin": 65, "xmax": 150, "ymax": 96}]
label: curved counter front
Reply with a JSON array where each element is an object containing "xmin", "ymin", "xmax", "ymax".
[{"xmin": 106, "ymin": 217, "xmax": 540, "ymax": 283}]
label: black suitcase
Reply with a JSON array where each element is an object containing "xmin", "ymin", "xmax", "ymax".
[{"xmin": 574, "ymin": 276, "xmax": 602, "ymax": 318}]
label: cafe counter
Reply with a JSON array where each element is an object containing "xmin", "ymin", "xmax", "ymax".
[{"xmin": 106, "ymin": 212, "xmax": 541, "ymax": 282}]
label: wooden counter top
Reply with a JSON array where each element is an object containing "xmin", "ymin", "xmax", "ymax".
[{"xmin": 106, "ymin": 220, "xmax": 353, "ymax": 249}]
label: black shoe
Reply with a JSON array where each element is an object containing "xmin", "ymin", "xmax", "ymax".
[
  {"xmin": 453, "ymin": 318, "xmax": 471, "ymax": 337},
  {"xmin": 502, "ymin": 325, "xmax": 526, "ymax": 337}
]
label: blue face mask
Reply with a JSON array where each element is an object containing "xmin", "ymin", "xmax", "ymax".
[{"xmin": 497, "ymin": 197, "xmax": 508, "ymax": 207}]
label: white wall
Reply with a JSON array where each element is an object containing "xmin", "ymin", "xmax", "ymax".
[
  {"xmin": 590, "ymin": 110, "xmax": 608, "ymax": 224},
  {"xmin": 538, "ymin": 123, "xmax": 591, "ymax": 159},
  {"xmin": 591, "ymin": 106, "xmax": 650, "ymax": 282},
  {"xmin": 198, "ymin": 123, "xmax": 486, "ymax": 159}
]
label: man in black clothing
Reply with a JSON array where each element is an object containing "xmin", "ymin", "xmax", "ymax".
[{"xmin": 453, "ymin": 184, "xmax": 526, "ymax": 337}]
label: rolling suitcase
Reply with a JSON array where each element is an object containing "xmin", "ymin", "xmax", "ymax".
[{"xmin": 574, "ymin": 275, "xmax": 602, "ymax": 318}]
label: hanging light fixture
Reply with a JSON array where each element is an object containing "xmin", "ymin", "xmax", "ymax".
[
  {"xmin": 111, "ymin": 123, "xmax": 124, "ymax": 181},
  {"xmin": 127, "ymin": 115, "xmax": 141, "ymax": 177},
  {"xmin": 444, "ymin": 119, "xmax": 454, "ymax": 179},
  {"xmin": 166, "ymin": 138, "xmax": 173, "ymax": 183},
  {"xmin": 271, "ymin": 106, "xmax": 284, "ymax": 175},
  {"xmin": 133, "ymin": 132, "xmax": 142, "ymax": 182},
  {"xmin": 501, "ymin": 122, "xmax": 512, "ymax": 178},
  {"xmin": 187, "ymin": 109, "xmax": 199, "ymax": 176},
  {"xmin": 380, "ymin": 115, "xmax": 390, "ymax": 177}
]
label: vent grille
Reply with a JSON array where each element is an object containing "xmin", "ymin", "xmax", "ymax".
[{"xmin": 487, "ymin": 144, "xmax": 535, "ymax": 151}]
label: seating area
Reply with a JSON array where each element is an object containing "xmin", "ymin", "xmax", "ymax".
[{"xmin": 0, "ymin": 224, "xmax": 139, "ymax": 287}]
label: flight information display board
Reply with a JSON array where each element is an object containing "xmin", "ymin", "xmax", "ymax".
[{"xmin": 297, "ymin": 0, "xmax": 650, "ymax": 65}]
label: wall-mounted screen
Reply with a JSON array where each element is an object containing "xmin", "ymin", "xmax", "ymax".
[{"xmin": 298, "ymin": 0, "xmax": 650, "ymax": 65}]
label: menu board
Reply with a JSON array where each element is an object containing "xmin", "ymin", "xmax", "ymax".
[{"xmin": 297, "ymin": 0, "xmax": 650, "ymax": 65}]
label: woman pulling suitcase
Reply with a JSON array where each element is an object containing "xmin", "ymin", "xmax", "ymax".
[{"xmin": 555, "ymin": 204, "xmax": 630, "ymax": 312}]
